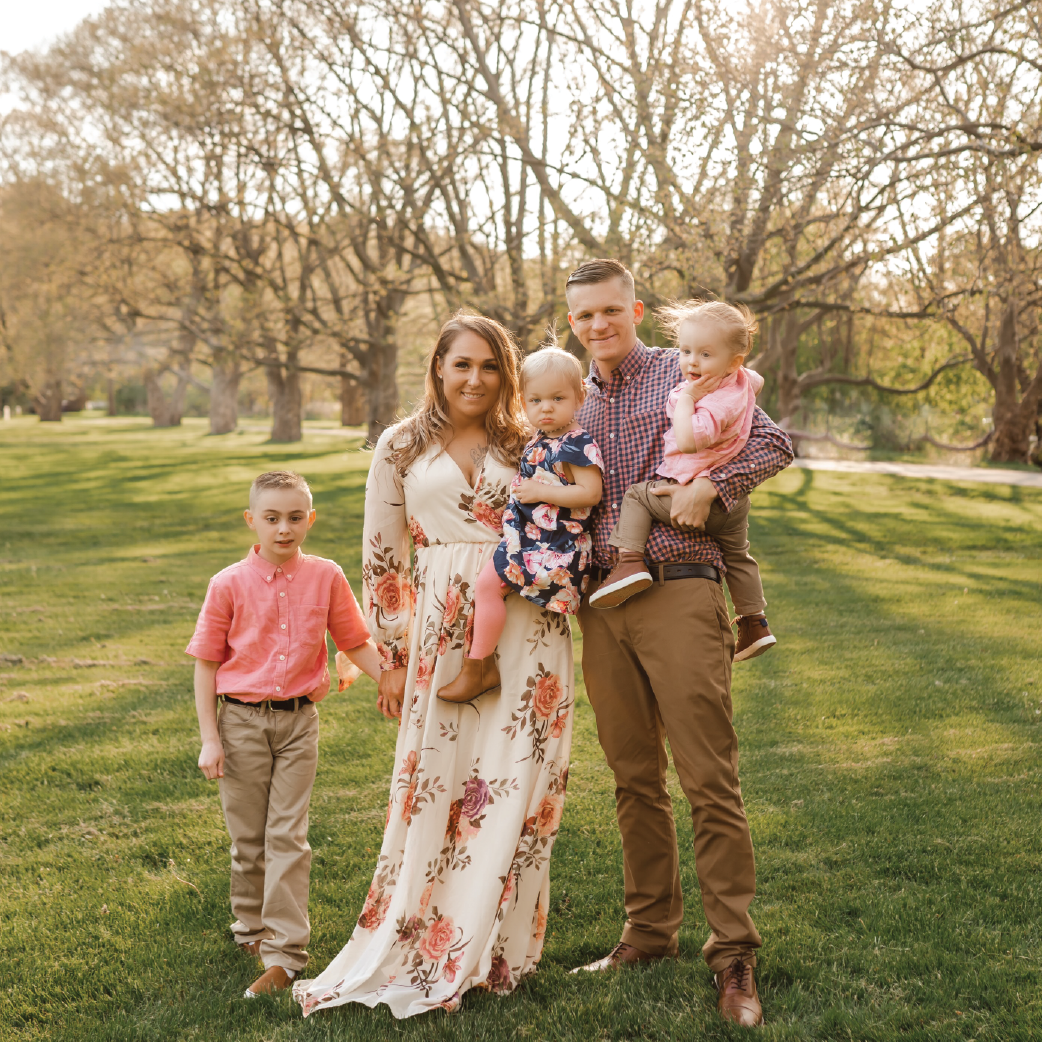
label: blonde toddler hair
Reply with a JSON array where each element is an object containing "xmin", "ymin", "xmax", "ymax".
[
  {"xmin": 656, "ymin": 299, "xmax": 758, "ymax": 357},
  {"xmin": 521, "ymin": 345, "xmax": 586, "ymax": 401}
]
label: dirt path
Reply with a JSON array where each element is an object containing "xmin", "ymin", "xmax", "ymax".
[{"xmin": 791, "ymin": 457, "xmax": 1042, "ymax": 489}]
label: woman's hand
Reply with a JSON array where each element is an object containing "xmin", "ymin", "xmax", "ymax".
[{"xmin": 377, "ymin": 667, "xmax": 406, "ymax": 719}]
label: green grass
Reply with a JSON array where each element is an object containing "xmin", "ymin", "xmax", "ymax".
[{"xmin": 1, "ymin": 415, "xmax": 1041, "ymax": 1041}]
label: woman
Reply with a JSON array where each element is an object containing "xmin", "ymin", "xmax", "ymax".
[{"xmin": 294, "ymin": 313, "xmax": 575, "ymax": 1019}]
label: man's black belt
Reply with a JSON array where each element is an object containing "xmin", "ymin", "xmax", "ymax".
[
  {"xmin": 222, "ymin": 695, "xmax": 312, "ymax": 712},
  {"xmin": 591, "ymin": 561, "xmax": 721, "ymax": 585}
]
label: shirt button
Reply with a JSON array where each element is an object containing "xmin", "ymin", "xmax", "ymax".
[
  {"xmin": 610, "ymin": 397, "xmax": 615, "ymax": 403},
  {"xmin": 276, "ymin": 567, "xmax": 282, "ymax": 573},
  {"xmin": 279, "ymin": 591, "xmax": 286, "ymax": 597},
  {"xmin": 280, "ymin": 623, "xmax": 286, "ymax": 629},
  {"xmin": 609, "ymin": 432, "xmax": 615, "ymax": 439},
  {"xmin": 612, "ymin": 503, "xmax": 618, "ymax": 509},
  {"xmin": 275, "ymin": 686, "xmax": 281, "ymax": 692},
  {"xmin": 266, "ymin": 575, "xmax": 272, "ymax": 581},
  {"xmin": 279, "ymin": 654, "xmax": 286, "ymax": 661}
]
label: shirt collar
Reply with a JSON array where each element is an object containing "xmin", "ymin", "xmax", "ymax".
[
  {"xmin": 588, "ymin": 339, "xmax": 650, "ymax": 391},
  {"xmin": 245, "ymin": 544, "xmax": 303, "ymax": 582}
]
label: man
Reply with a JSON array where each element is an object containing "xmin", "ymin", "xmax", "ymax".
[{"xmin": 568, "ymin": 259, "xmax": 793, "ymax": 1027}]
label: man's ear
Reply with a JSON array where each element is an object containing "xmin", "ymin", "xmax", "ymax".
[
  {"xmin": 633, "ymin": 299, "xmax": 645, "ymax": 323},
  {"xmin": 244, "ymin": 509, "xmax": 255, "ymax": 530},
  {"xmin": 566, "ymin": 311, "xmax": 577, "ymax": 332}
]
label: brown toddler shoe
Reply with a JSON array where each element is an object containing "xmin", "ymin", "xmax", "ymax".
[
  {"xmin": 734, "ymin": 614, "xmax": 776, "ymax": 661},
  {"xmin": 589, "ymin": 552, "xmax": 653, "ymax": 608},
  {"xmin": 238, "ymin": 939, "xmax": 262, "ymax": 959},
  {"xmin": 244, "ymin": 965, "xmax": 294, "ymax": 998},
  {"xmin": 436, "ymin": 654, "xmax": 501, "ymax": 703}
]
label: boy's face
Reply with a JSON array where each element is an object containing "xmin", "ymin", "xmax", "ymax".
[{"xmin": 244, "ymin": 489, "xmax": 316, "ymax": 564}]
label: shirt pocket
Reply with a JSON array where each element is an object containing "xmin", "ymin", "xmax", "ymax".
[{"xmin": 292, "ymin": 604, "xmax": 330, "ymax": 648}]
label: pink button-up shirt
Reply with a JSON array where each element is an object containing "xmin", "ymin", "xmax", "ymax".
[
  {"xmin": 657, "ymin": 366, "xmax": 765, "ymax": 484},
  {"xmin": 185, "ymin": 545, "xmax": 370, "ymax": 702}
]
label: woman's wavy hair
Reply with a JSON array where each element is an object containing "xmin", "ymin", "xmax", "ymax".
[{"xmin": 388, "ymin": 311, "xmax": 528, "ymax": 477}]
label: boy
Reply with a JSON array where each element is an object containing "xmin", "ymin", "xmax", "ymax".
[{"xmin": 187, "ymin": 471, "xmax": 380, "ymax": 997}]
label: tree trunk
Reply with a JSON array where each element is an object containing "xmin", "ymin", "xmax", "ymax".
[
  {"xmin": 107, "ymin": 377, "xmax": 117, "ymax": 416},
  {"xmin": 144, "ymin": 368, "xmax": 188, "ymax": 427},
  {"xmin": 775, "ymin": 315, "xmax": 802, "ymax": 430},
  {"xmin": 209, "ymin": 355, "xmax": 240, "ymax": 435},
  {"xmin": 365, "ymin": 335, "xmax": 399, "ymax": 447},
  {"xmin": 340, "ymin": 375, "xmax": 366, "ymax": 427},
  {"xmin": 988, "ymin": 301, "xmax": 1039, "ymax": 463},
  {"xmin": 35, "ymin": 380, "xmax": 63, "ymax": 422},
  {"xmin": 267, "ymin": 356, "xmax": 302, "ymax": 443}
]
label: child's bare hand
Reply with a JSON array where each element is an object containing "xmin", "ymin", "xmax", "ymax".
[
  {"xmin": 377, "ymin": 668, "xmax": 406, "ymax": 720},
  {"xmin": 513, "ymin": 478, "xmax": 549, "ymax": 504},
  {"xmin": 198, "ymin": 739, "xmax": 225, "ymax": 781},
  {"xmin": 682, "ymin": 373, "xmax": 724, "ymax": 402}
]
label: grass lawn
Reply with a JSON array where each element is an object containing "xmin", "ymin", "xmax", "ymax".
[{"xmin": 1, "ymin": 415, "xmax": 1041, "ymax": 1041}]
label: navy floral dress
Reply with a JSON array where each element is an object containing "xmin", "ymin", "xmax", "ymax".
[{"xmin": 493, "ymin": 428, "xmax": 604, "ymax": 615}]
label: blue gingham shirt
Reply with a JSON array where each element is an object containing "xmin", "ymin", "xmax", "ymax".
[{"xmin": 576, "ymin": 341, "xmax": 794, "ymax": 571}]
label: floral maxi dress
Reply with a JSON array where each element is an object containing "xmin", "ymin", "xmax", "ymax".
[{"xmin": 293, "ymin": 432, "xmax": 574, "ymax": 1019}]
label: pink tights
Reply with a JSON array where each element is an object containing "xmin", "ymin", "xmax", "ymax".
[{"xmin": 469, "ymin": 558, "xmax": 509, "ymax": 660}]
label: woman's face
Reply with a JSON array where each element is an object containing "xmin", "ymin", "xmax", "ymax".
[{"xmin": 436, "ymin": 330, "xmax": 502, "ymax": 425}]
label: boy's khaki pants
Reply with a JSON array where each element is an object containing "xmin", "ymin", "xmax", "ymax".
[
  {"xmin": 609, "ymin": 480, "xmax": 767, "ymax": 616},
  {"xmin": 218, "ymin": 699, "xmax": 319, "ymax": 973}
]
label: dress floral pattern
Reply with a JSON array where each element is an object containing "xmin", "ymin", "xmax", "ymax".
[
  {"xmin": 493, "ymin": 428, "xmax": 603, "ymax": 616},
  {"xmin": 293, "ymin": 432, "xmax": 574, "ymax": 1020}
]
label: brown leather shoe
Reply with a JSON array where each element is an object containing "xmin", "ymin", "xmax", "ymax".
[
  {"xmin": 588, "ymin": 552, "xmax": 653, "ymax": 608},
  {"xmin": 238, "ymin": 939, "xmax": 262, "ymax": 958},
  {"xmin": 244, "ymin": 965, "xmax": 294, "ymax": 998},
  {"xmin": 714, "ymin": 958, "xmax": 763, "ymax": 1026},
  {"xmin": 734, "ymin": 614, "xmax": 776, "ymax": 661},
  {"xmin": 436, "ymin": 654, "xmax": 501, "ymax": 703},
  {"xmin": 570, "ymin": 941, "xmax": 676, "ymax": 973}
]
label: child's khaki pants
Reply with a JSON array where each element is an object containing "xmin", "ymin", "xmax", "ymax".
[
  {"xmin": 608, "ymin": 479, "xmax": 767, "ymax": 616},
  {"xmin": 218, "ymin": 698, "xmax": 319, "ymax": 973}
]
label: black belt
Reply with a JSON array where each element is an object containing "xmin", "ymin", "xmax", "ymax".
[
  {"xmin": 223, "ymin": 695, "xmax": 312, "ymax": 712},
  {"xmin": 591, "ymin": 561, "xmax": 721, "ymax": 585}
]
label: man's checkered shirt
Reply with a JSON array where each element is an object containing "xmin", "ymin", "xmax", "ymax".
[{"xmin": 575, "ymin": 341, "xmax": 794, "ymax": 571}]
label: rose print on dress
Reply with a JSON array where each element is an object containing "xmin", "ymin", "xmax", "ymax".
[
  {"xmin": 457, "ymin": 475, "xmax": 510, "ymax": 532},
  {"xmin": 502, "ymin": 664, "xmax": 573, "ymax": 763}
]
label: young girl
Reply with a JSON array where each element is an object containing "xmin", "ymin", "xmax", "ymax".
[
  {"xmin": 589, "ymin": 299, "xmax": 777, "ymax": 661},
  {"xmin": 437, "ymin": 347, "xmax": 603, "ymax": 703}
]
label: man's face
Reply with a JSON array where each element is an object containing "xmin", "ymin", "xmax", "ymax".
[{"xmin": 567, "ymin": 278, "xmax": 644, "ymax": 373}]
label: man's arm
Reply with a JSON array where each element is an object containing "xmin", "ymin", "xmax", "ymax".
[
  {"xmin": 653, "ymin": 408, "xmax": 793, "ymax": 529},
  {"xmin": 708, "ymin": 406, "xmax": 793, "ymax": 511}
]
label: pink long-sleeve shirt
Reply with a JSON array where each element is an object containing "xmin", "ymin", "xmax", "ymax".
[
  {"xmin": 185, "ymin": 545, "xmax": 370, "ymax": 702},
  {"xmin": 656, "ymin": 366, "xmax": 765, "ymax": 484}
]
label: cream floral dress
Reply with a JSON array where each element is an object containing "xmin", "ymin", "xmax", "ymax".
[{"xmin": 294, "ymin": 430, "xmax": 574, "ymax": 1020}]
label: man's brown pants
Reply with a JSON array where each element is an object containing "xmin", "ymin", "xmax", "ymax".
[
  {"xmin": 608, "ymin": 481, "xmax": 767, "ymax": 616},
  {"xmin": 578, "ymin": 576, "xmax": 762, "ymax": 970},
  {"xmin": 218, "ymin": 699, "xmax": 319, "ymax": 972}
]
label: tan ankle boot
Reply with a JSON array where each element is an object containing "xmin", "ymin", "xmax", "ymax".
[
  {"xmin": 589, "ymin": 551, "xmax": 653, "ymax": 608},
  {"xmin": 437, "ymin": 655, "xmax": 501, "ymax": 703}
]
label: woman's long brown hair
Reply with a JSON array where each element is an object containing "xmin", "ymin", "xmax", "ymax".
[{"xmin": 388, "ymin": 311, "xmax": 528, "ymax": 477}]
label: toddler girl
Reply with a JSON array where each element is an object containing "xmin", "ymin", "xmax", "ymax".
[
  {"xmin": 589, "ymin": 299, "xmax": 777, "ymax": 661},
  {"xmin": 438, "ymin": 347, "xmax": 603, "ymax": 703}
]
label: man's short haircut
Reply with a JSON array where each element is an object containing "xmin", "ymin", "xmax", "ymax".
[
  {"xmin": 521, "ymin": 346, "xmax": 586, "ymax": 400},
  {"xmin": 249, "ymin": 471, "xmax": 313, "ymax": 510},
  {"xmin": 565, "ymin": 258, "xmax": 635, "ymax": 299}
]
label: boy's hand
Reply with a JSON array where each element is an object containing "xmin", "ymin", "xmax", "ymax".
[
  {"xmin": 198, "ymin": 739, "xmax": 226, "ymax": 781},
  {"xmin": 377, "ymin": 667, "xmax": 406, "ymax": 720}
]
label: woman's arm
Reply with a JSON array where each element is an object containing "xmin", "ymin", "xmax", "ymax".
[
  {"xmin": 362, "ymin": 430, "xmax": 413, "ymax": 719},
  {"xmin": 514, "ymin": 464, "xmax": 602, "ymax": 509}
]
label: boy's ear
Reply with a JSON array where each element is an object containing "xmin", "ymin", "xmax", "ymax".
[
  {"xmin": 244, "ymin": 509, "xmax": 255, "ymax": 530},
  {"xmin": 307, "ymin": 509, "xmax": 317, "ymax": 529}
]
